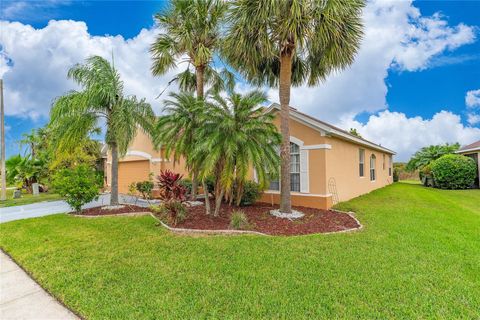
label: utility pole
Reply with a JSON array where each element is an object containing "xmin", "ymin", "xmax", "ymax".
[{"xmin": 1, "ymin": 79, "xmax": 5, "ymax": 201}]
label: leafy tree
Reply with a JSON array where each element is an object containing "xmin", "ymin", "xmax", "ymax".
[
  {"xmin": 406, "ymin": 143, "xmax": 460, "ymax": 171},
  {"xmin": 430, "ymin": 154, "xmax": 476, "ymax": 189},
  {"xmin": 349, "ymin": 128, "xmax": 362, "ymax": 138},
  {"xmin": 50, "ymin": 56, "xmax": 155, "ymax": 205},
  {"xmin": 5, "ymin": 154, "xmax": 48, "ymax": 191},
  {"xmin": 53, "ymin": 164, "xmax": 100, "ymax": 212},
  {"xmin": 150, "ymin": 0, "xmax": 230, "ymax": 199},
  {"xmin": 223, "ymin": 0, "xmax": 365, "ymax": 213},
  {"xmin": 193, "ymin": 89, "xmax": 281, "ymax": 216}
]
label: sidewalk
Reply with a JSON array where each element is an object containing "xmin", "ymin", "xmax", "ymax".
[{"xmin": 0, "ymin": 251, "xmax": 79, "ymax": 320}]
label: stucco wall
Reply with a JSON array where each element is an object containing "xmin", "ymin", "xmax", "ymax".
[{"xmin": 324, "ymin": 137, "xmax": 393, "ymax": 202}]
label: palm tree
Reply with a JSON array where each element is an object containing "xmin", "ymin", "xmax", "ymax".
[
  {"xmin": 223, "ymin": 0, "xmax": 365, "ymax": 213},
  {"xmin": 50, "ymin": 56, "xmax": 155, "ymax": 205},
  {"xmin": 407, "ymin": 143, "xmax": 460, "ymax": 171},
  {"xmin": 194, "ymin": 89, "xmax": 281, "ymax": 216},
  {"xmin": 150, "ymin": 0, "xmax": 228, "ymax": 199}
]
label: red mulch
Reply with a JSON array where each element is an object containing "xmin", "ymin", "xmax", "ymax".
[
  {"xmin": 75, "ymin": 205, "xmax": 152, "ymax": 216},
  {"xmin": 177, "ymin": 201, "xmax": 360, "ymax": 236}
]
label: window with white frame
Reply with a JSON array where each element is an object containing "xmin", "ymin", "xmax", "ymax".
[
  {"xmin": 370, "ymin": 154, "xmax": 376, "ymax": 181},
  {"xmin": 269, "ymin": 142, "xmax": 301, "ymax": 192},
  {"xmin": 389, "ymin": 155, "xmax": 392, "ymax": 176},
  {"xmin": 359, "ymin": 149, "xmax": 365, "ymax": 177}
]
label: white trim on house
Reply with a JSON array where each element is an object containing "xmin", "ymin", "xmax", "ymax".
[
  {"xmin": 301, "ymin": 144, "xmax": 332, "ymax": 150},
  {"xmin": 290, "ymin": 136, "xmax": 309, "ymax": 193},
  {"xmin": 456, "ymin": 148, "xmax": 480, "ymax": 153},
  {"xmin": 126, "ymin": 150, "xmax": 153, "ymax": 160},
  {"xmin": 263, "ymin": 190, "xmax": 332, "ymax": 198},
  {"xmin": 265, "ymin": 103, "xmax": 396, "ymax": 155}
]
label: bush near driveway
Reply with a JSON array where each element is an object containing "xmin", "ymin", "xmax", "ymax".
[
  {"xmin": 52, "ymin": 165, "xmax": 100, "ymax": 212},
  {"xmin": 431, "ymin": 154, "xmax": 477, "ymax": 189}
]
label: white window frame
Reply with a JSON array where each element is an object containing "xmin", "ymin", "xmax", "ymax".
[
  {"xmin": 359, "ymin": 149, "xmax": 365, "ymax": 177},
  {"xmin": 370, "ymin": 154, "xmax": 376, "ymax": 181}
]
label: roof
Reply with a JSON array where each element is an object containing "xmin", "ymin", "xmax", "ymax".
[
  {"xmin": 265, "ymin": 103, "xmax": 396, "ymax": 155},
  {"xmin": 457, "ymin": 140, "xmax": 480, "ymax": 153}
]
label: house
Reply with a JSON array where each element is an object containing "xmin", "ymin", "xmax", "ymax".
[
  {"xmin": 456, "ymin": 140, "xmax": 480, "ymax": 188},
  {"xmin": 105, "ymin": 103, "xmax": 395, "ymax": 209}
]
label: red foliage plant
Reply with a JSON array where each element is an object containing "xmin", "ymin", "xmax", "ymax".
[{"xmin": 157, "ymin": 170, "xmax": 187, "ymax": 202}]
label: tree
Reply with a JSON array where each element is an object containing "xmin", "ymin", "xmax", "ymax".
[
  {"xmin": 50, "ymin": 56, "xmax": 155, "ymax": 206},
  {"xmin": 406, "ymin": 143, "xmax": 460, "ymax": 171},
  {"xmin": 150, "ymin": 0, "xmax": 229, "ymax": 199},
  {"xmin": 193, "ymin": 89, "xmax": 281, "ymax": 216},
  {"xmin": 349, "ymin": 128, "xmax": 362, "ymax": 138},
  {"xmin": 223, "ymin": 0, "xmax": 365, "ymax": 213}
]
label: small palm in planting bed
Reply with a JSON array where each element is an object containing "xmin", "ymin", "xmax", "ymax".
[
  {"xmin": 230, "ymin": 210, "xmax": 251, "ymax": 230},
  {"xmin": 152, "ymin": 170, "xmax": 188, "ymax": 225}
]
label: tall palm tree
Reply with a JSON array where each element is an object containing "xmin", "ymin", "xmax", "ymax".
[
  {"xmin": 50, "ymin": 56, "xmax": 155, "ymax": 205},
  {"xmin": 407, "ymin": 143, "xmax": 460, "ymax": 171},
  {"xmin": 194, "ymin": 90, "xmax": 281, "ymax": 216},
  {"xmin": 150, "ymin": 0, "xmax": 228, "ymax": 199},
  {"xmin": 223, "ymin": 0, "xmax": 365, "ymax": 213}
]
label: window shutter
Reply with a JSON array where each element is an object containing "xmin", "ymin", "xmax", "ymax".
[{"xmin": 300, "ymin": 149, "xmax": 309, "ymax": 193}]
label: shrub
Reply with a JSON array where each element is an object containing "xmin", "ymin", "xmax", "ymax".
[
  {"xmin": 234, "ymin": 180, "xmax": 262, "ymax": 206},
  {"xmin": 430, "ymin": 154, "xmax": 477, "ymax": 189},
  {"xmin": 128, "ymin": 182, "xmax": 137, "ymax": 196},
  {"xmin": 230, "ymin": 210, "xmax": 250, "ymax": 230},
  {"xmin": 136, "ymin": 181, "xmax": 154, "ymax": 199},
  {"xmin": 157, "ymin": 170, "xmax": 188, "ymax": 225},
  {"xmin": 178, "ymin": 178, "xmax": 192, "ymax": 195},
  {"xmin": 393, "ymin": 167, "xmax": 399, "ymax": 182},
  {"xmin": 53, "ymin": 165, "xmax": 100, "ymax": 212}
]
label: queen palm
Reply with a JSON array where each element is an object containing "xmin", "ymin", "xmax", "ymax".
[
  {"xmin": 150, "ymin": 0, "xmax": 228, "ymax": 198},
  {"xmin": 50, "ymin": 56, "xmax": 155, "ymax": 206},
  {"xmin": 223, "ymin": 0, "xmax": 365, "ymax": 213},
  {"xmin": 193, "ymin": 90, "xmax": 281, "ymax": 216}
]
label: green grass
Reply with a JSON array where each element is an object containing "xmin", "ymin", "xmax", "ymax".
[
  {"xmin": 1, "ymin": 183, "xmax": 479, "ymax": 319},
  {"xmin": 0, "ymin": 189, "xmax": 62, "ymax": 208}
]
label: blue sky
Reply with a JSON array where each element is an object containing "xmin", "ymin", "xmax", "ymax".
[{"xmin": 1, "ymin": 0, "xmax": 480, "ymax": 161}]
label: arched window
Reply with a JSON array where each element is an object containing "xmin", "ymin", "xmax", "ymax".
[
  {"xmin": 370, "ymin": 154, "xmax": 376, "ymax": 181},
  {"xmin": 269, "ymin": 142, "xmax": 301, "ymax": 191}
]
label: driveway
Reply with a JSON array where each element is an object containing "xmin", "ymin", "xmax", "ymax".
[{"xmin": 0, "ymin": 194, "xmax": 159, "ymax": 224}]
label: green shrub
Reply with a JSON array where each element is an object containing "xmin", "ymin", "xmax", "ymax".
[
  {"xmin": 393, "ymin": 168, "xmax": 399, "ymax": 182},
  {"xmin": 230, "ymin": 210, "xmax": 250, "ymax": 230},
  {"xmin": 234, "ymin": 180, "xmax": 262, "ymax": 206},
  {"xmin": 53, "ymin": 165, "xmax": 100, "ymax": 212},
  {"xmin": 136, "ymin": 181, "xmax": 154, "ymax": 199},
  {"xmin": 150, "ymin": 202, "xmax": 187, "ymax": 226},
  {"xmin": 178, "ymin": 178, "xmax": 192, "ymax": 195},
  {"xmin": 430, "ymin": 154, "xmax": 477, "ymax": 189}
]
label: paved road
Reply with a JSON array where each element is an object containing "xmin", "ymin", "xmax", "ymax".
[
  {"xmin": 0, "ymin": 194, "xmax": 159, "ymax": 223},
  {"xmin": 0, "ymin": 251, "xmax": 79, "ymax": 319}
]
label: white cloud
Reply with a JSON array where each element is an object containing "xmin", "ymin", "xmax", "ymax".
[
  {"xmin": 339, "ymin": 110, "xmax": 480, "ymax": 161},
  {"xmin": 467, "ymin": 113, "xmax": 480, "ymax": 126},
  {"xmin": 0, "ymin": 0, "xmax": 70, "ymax": 21},
  {"xmin": 268, "ymin": 0, "xmax": 476, "ymax": 123},
  {"xmin": 0, "ymin": 20, "xmax": 179, "ymax": 119},
  {"xmin": 466, "ymin": 89, "xmax": 480, "ymax": 108}
]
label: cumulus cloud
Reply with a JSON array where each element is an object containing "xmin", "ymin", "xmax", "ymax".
[
  {"xmin": 268, "ymin": 0, "xmax": 476, "ymax": 123},
  {"xmin": 338, "ymin": 110, "xmax": 480, "ymax": 161},
  {"xmin": 466, "ymin": 89, "xmax": 480, "ymax": 108},
  {"xmin": 0, "ymin": 20, "xmax": 178, "ymax": 119}
]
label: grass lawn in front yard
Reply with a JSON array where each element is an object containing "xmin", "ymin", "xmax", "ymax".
[
  {"xmin": 0, "ymin": 182, "xmax": 479, "ymax": 319},
  {"xmin": 0, "ymin": 189, "xmax": 63, "ymax": 208}
]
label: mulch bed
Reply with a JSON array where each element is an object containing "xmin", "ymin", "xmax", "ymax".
[
  {"xmin": 72, "ymin": 201, "xmax": 360, "ymax": 236},
  {"xmin": 176, "ymin": 201, "xmax": 360, "ymax": 236},
  {"xmin": 74, "ymin": 205, "xmax": 152, "ymax": 216}
]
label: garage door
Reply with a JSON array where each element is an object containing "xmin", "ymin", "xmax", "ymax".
[{"xmin": 118, "ymin": 160, "xmax": 150, "ymax": 194}]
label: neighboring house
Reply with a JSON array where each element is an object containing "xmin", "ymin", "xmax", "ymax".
[
  {"xmin": 456, "ymin": 140, "xmax": 480, "ymax": 188},
  {"xmin": 105, "ymin": 103, "xmax": 395, "ymax": 209}
]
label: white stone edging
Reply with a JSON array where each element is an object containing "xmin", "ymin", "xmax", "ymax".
[{"xmin": 320, "ymin": 209, "xmax": 363, "ymax": 235}]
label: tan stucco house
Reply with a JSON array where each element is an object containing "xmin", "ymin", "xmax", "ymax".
[
  {"xmin": 105, "ymin": 103, "xmax": 395, "ymax": 209},
  {"xmin": 456, "ymin": 140, "xmax": 480, "ymax": 188}
]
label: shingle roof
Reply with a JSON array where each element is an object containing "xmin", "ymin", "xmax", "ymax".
[{"xmin": 458, "ymin": 140, "xmax": 480, "ymax": 152}]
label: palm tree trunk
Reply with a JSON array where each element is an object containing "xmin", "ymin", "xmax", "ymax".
[
  {"xmin": 110, "ymin": 142, "xmax": 119, "ymax": 205},
  {"xmin": 279, "ymin": 53, "xmax": 292, "ymax": 213},
  {"xmin": 214, "ymin": 189, "xmax": 224, "ymax": 217},
  {"xmin": 202, "ymin": 180, "xmax": 211, "ymax": 215},
  {"xmin": 196, "ymin": 65, "xmax": 205, "ymax": 99},
  {"xmin": 191, "ymin": 171, "xmax": 198, "ymax": 201}
]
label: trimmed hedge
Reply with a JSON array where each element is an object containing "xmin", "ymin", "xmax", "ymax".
[{"xmin": 430, "ymin": 154, "xmax": 477, "ymax": 189}]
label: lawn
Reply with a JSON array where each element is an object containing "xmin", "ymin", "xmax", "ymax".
[
  {"xmin": 0, "ymin": 189, "xmax": 62, "ymax": 208},
  {"xmin": 1, "ymin": 183, "xmax": 479, "ymax": 319}
]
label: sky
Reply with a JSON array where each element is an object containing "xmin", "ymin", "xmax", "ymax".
[{"xmin": 1, "ymin": 0, "xmax": 479, "ymax": 161}]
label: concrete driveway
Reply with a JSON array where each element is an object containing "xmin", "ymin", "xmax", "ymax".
[{"xmin": 0, "ymin": 194, "xmax": 159, "ymax": 224}]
